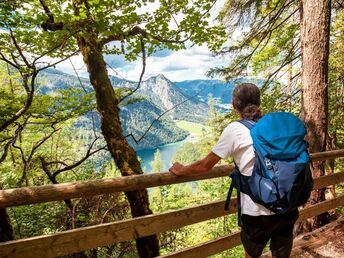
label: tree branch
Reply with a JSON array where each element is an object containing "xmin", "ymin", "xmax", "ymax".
[
  {"xmin": 125, "ymin": 89, "xmax": 205, "ymax": 144},
  {"xmin": 69, "ymin": 59, "xmax": 99, "ymax": 139},
  {"xmin": 0, "ymin": 51, "xmax": 20, "ymax": 70},
  {"xmin": 0, "ymin": 139, "xmax": 14, "ymax": 163},
  {"xmin": 50, "ymin": 138, "xmax": 107, "ymax": 180},
  {"xmin": 334, "ymin": 0, "xmax": 344, "ymax": 9},
  {"xmin": 100, "ymin": 26, "xmax": 189, "ymax": 46},
  {"xmin": 39, "ymin": 0, "xmax": 64, "ymax": 31},
  {"xmin": 226, "ymin": 6, "xmax": 296, "ymax": 77},
  {"xmin": 33, "ymin": 37, "xmax": 74, "ymax": 65},
  {"xmin": 120, "ymin": 38, "xmax": 146, "ymax": 103},
  {"xmin": 28, "ymin": 128, "xmax": 61, "ymax": 163},
  {"xmin": 69, "ymin": 58, "xmax": 88, "ymax": 93},
  {"xmin": 261, "ymin": 40, "xmax": 300, "ymax": 90},
  {"xmin": 9, "ymin": 29, "xmax": 32, "ymax": 68},
  {"xmin": 220, "ymin": 0, "xmax": 294, "ymax": 54},
  {"xmin": 37, "ymin": 50, "xmax": 80, "ymax": 72},
  {"xmin": 0, "ymin": 72, "xmax": 36, "ymax": 132},
  {"xmin": 40, "ymin": 156, "xmax": 74, "ymax": 211}
]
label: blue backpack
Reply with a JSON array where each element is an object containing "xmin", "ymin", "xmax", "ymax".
[{"xmin": 224, "ymin": 112, "xmax": 313, "ymax": 219}]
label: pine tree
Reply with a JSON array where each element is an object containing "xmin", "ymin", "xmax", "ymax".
[{"xmin": 150, "ymin": 150, "xmax": 164, "ymax": 173}]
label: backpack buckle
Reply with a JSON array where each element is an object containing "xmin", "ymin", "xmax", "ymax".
[{"xmin": 264, "ymin": 158, "xmax": 273, "ymax": 170}]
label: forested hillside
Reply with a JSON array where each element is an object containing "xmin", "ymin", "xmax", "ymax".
[
  {"xmin": 36, "ymin": 68, "xmax": 238, "ymax": 149},
  {"xmin": 175, "ymin": 79, "xmax": 237, "ymax": 106},
  {"xmin": 38, "ymin": 69, "xmax": 192, "ymax": 149},
  {"xmin": 110, "ymin": 74, "xmax": 211, "ymax": 122}
]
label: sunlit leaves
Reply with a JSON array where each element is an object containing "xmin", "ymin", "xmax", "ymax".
[
  {"xmin": 1, "ymin": 0, "xmax": 225, "ymax": 63},
  {"xmin": 172, "ymin": 142, "xmax": 201, "ymax": 165},
  {"xmin": 216, "ymin": 0, "xmax": 300, "ymax": 82},
  {"xmin": 29, "ymin": 87, "xmax": 95, "ymax": 124}
]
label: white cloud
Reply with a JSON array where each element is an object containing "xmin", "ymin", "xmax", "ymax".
[
  {"xmin": 55, "ymin": 54, "xmax": 88, "ymax": 77},
  {"xmin": 52, "ymin": 0, "xmax": 229, "ymax": 81},
  {"xmin": 113, "ymin": 44, "xmax": 228, "ymax": 81},
  {"xmin": 52, "ymin": 44, "xmax": 228, "ymax": 82}
]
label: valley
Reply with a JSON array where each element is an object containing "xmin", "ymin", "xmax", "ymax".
[{"xmin": 38, "ymin": 69, "xmax": 234, "ymax": 150}]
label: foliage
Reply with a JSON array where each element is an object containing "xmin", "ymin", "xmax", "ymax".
[
  {"xmin": 0, "ymin": 0, "xmax": 227, "ymax": 255},
  {"xmin": 121, "ymin": 100, "xmax": 189, "ymax": 149},
  {"xmin": 0, "ymin": 61, "xmax": 137, "ymax": 255},
  {"xmin": 172, "ymin": 142, "xmax": 202, "ymax": 165},
  {"xmin": 175, "ymin": 120, "xmax": 211, "ymax": 137},
  {"xmin": 150, "ymin": 149, "xmax": 164, "ymax": 172},
  {"xmin": 0, "ymin": 0, "xmax": 225, "ymax": 65},
  {"xmin": 211, "ymin": 245, "xmax": 245, "ymax": 258},
  {"xmin": 0, "ymin": 64, "xmax": 24, "ymax": 123},
  {"xmin": 216, "ymin": 0, "xmax": 343, "ymax": 149},
  {"xmin": 213, "ymin": 0, "xmax": 300, "ymax": 87}
]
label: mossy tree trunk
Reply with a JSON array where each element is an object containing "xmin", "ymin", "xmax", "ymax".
[{"xmin": 77, "ymin": 34, "xmax": 159, "ymax": 257}]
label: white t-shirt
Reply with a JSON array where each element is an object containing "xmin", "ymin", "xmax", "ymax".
[{"xmin": 212, "ymin": 121, "xmax": 274, "ymax": 216}]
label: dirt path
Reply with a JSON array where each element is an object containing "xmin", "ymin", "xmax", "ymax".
[{"xmin": 261, "ymin": 216, "xmax": 344, "ymax": 258}]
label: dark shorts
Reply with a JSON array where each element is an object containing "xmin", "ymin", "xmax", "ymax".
[{"xmin": 240, "ymin": 209, "xmax": 299, "ymax": 258}]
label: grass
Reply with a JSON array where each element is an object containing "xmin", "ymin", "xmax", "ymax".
[{"xmin": 175, "ymin": 120, "xmax": 211, "ymax": 137}]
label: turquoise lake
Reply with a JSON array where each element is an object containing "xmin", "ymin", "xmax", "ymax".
[{"xmin": 136, "ymin": 140, "xmax": 185, "ymax": 172}]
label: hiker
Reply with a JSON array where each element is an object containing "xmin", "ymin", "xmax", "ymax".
[{"xmin": 169, "ymin": 83, "xmax": 306, "ymax": 258}]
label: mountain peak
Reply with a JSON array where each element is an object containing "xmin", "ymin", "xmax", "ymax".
[
  {"xmin": 149, "ymin": 74, "xmax": 169, "ymax": 81},
  {"xmin": 156, "ymin": 73, "xmax": 166, "ymax": 79}
]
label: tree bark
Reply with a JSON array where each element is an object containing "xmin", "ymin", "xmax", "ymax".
[
  {"xmin": 0, "ymin": 186, "xmax": 14, "ymax": 242},
  {"xmin": 77, "ymin": 35, "xmax": 159, "ymax": 257},
  {"xmin": 300, "ymin": 0, "xmax": 331, "ymax": 229}
]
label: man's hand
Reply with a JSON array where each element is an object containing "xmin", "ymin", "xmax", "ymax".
[
  {"xmin": 169, "ymin": 152, "xmax": 221, "ymax": 176},
  {"xmin": 169, "ymin": 162, "xmax": 185, "ymax": 176}
]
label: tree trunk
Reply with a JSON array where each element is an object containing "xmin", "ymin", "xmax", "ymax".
[
  {"xmin": 0, "ymin": 186, "xmax": 14, "ymax": 242},
  {"xmin": 300, "ymin": 0, "xmax": 331, "ymax": 229},
  {"xmin": 77, "ymin": 36, "xmax": 159, "ymax": 257}
]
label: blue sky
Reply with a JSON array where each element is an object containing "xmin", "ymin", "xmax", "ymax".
[
  {"xmin": 55, "ymin": 0, "xmax": 231, "ymax": 82},
  {"xmin": 56, "ymin": 43, "xmax": 229, "ymax": 82}
]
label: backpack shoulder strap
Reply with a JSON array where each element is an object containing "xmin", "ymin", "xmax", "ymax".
[
  {"xmin": 225, "ymin": 163, "xmax": 243, "ymax": 226},
  {"xmin": 238, "ymin": 119, "xmax": 256, "ymax": 130}
]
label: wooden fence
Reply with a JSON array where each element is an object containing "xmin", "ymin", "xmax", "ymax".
[{"xmin": 0, "ymin": 150, "xmax": 343, "ymax": 258}]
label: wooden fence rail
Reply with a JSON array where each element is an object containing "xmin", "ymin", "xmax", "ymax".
[
  {"xmin": 0, "ymin": 149, "xmax": 343, "ymax": 209},
  {"xmin": 159, "ymin": 195, "xmax": 344, "ymax": 258},
  {"xmin": 0, "ymin": 170, "xmax": 343, "ymax": 257},
  {"xmin": 0, "ymin": 166, "xmax": 232, "ymax": 208},
  {"xmin": 0, "ymin": 150, "xmax": 343, "ymax": 258}
]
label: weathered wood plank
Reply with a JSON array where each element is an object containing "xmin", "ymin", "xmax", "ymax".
[
  {"xmin": 0, "ymin": 149, "xmax": 343, "ymax": 208},
  {"xmin": 1, "ymin": 194, "xmax": 343, "ymax": 258},
  {"xmin": 313, "ymin": 171, "xmax": 344, "ymax": 189},
  {"xmin": 0, "ymin": 191, "xmax": 343, "ymax": 258},
  {"xmin": 0, "ymin": 151, "xmax": 341, "ymax": 257},
  {"xmin": 310, "ymin": 149, "xmax": 344, "ymax": 161},
  {"xmin": 159, "ymin": 195, "xmax": 344, "ymax": 258},
  {"xmin": 0, "ymin": 199, "xmax": 238, "ymax": 258},
  {"xmin": 298, "ymin": 195, "xmax": 344, "ymax": 222},
  {"xmin": 0, "ymin": 167, "xmax": 342, "ymax": 210},
  {"xmin": 159, "ymin": 232, "xmax": 242, "ymax": 258},
  {"xmin": 0, "ymin": 165, "xmax": 232, "ymax": 208}
]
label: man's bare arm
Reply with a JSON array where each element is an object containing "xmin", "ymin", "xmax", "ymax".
[{"xmin": 169, "ymin": 152, "xmax": 221, "ymax": 176}]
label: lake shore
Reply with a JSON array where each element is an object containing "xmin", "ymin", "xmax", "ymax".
[{"xmin": 136, "ymin": 120, "xmax": 211, "ymax": 172}]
